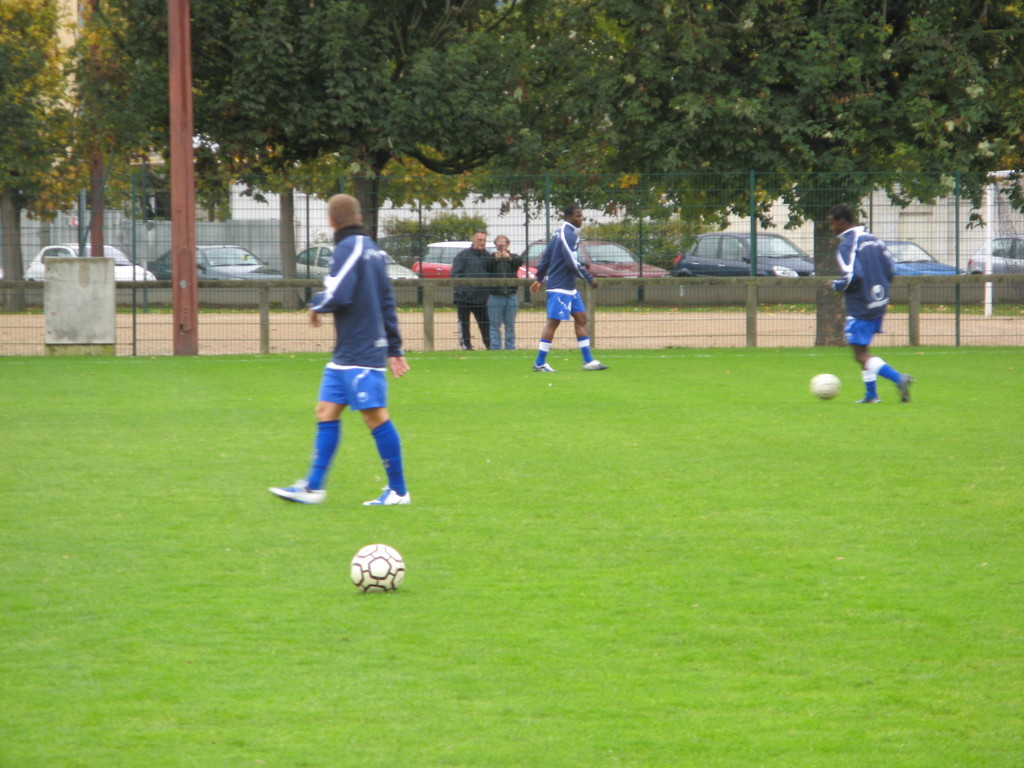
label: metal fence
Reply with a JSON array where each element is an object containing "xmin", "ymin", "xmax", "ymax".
[
  {"xmin": 2, "ymin": 170, "xmax": 1022, "ymax": 355},
  {"xmin": 3, "ymin": 170, "xmax": 1023, "ymax": 273}
]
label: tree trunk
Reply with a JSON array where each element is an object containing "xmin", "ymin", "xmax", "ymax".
[
  {"xmin": 279, "ymin": 187, "xmax": 296, "ymax": 278},
  {"xmin": 90, "ymin": 148, "xmax": 105, "ymax": 259},
  {"xmin": 353, "ymin": 175, "xmax": 381, "ymax": 240},
  {"xmin": 813, "ymin": 216, "xmax": 844, "ymax": 346},
  {"xmin": 0, "ymin": 191, "xmax": 27, "ymax": 311}
]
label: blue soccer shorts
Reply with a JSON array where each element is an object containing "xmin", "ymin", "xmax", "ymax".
[
  {"xmin": 318, "ymin": 365, "xmax": 388, "ymax": 410},
  {"xmin": 844, "ymin": 316, "xmax": 884, "ymax": 346},
  {"xmin": 545, "ymin": 290, "xmax": 585, "ymax": 321}
]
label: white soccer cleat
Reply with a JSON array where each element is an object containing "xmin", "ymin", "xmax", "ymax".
[
  {"xmin": 269, "ymin": 480, "xmax": 326, "ymax": 504},
  {"xmin": 363, "ymin": 487, "xmax": 411, "ymax": 506},
  {"xmin": 532, "ymin": 363, "xmax": 557, "ymax": 373},
  {"xmin": 582, "ymin": 360, "xmax": 609, "ymax": 370}
]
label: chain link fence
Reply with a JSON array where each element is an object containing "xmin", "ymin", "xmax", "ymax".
[{"xmin": 2, "ymin": 171, "xmax": 1022, "ymax": 355}]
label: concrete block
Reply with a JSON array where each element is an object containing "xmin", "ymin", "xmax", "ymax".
[{"xmin": 44, "ymin": 257, "xmax": 116, "ymax": 352}]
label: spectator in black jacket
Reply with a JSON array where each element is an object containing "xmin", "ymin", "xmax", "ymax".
[
  {"xmin": 484, "ymin": 235, "xmax": 523, "ymax": 350},
  {"xmin": 451, "ymin": 230, "xmax": 491, "ymax": 350}
]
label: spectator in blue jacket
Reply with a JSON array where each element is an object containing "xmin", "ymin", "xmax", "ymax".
[
  {"xmin": 829, "ymin": 203, "xmax": 913, "ymax": 404},
  {"xmin": 270, "ymin": 194, "xmax": 411, "ymax": 506},
  {"xmin": 529, "ymin": 203, "xmax": 608, "ymax": 372}
]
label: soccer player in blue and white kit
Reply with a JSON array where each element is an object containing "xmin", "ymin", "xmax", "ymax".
[
  {"xmin": 529, "ymin": 203, "xmax": 608, "ymax": 372},
  {"xmin": 828, "ymin": 203, "xmax": 914, "ymax": 404},
  {"xmin": 270, "ymin": 194, "xmax": 411, "ymax": 506}
]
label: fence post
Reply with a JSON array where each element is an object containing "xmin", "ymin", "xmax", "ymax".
[
  {"xmin": 749, "ymin": 170, "xmax": 758, "ymax": 275},
  {"xmin": 637, "ymin": 218, "xmax": 645, "ymax": 302},
  {"xmin": 544, "ymin": 173, "xmax": 551, "ymax": 233},
  {"xmin": 954, "ymin": 172, "xmax": 962, "ymax": 347},
  {"xmin": 584, "ymin": 281, "xmax": 596, "ymax": 344},
  {"xmin": 746, "ymin": 282, "xmax": 758, "ymax": 347},
  {"xmin": 422, "ymin": 281, "xmax": 435, "ymax": 352},
  {"xmin": 908, "ymin": 282, "xmax": 921, "ymax": 347},
  {"xmin": 258, "ymin": 285, "xmax": 270, "ymax": 354}
]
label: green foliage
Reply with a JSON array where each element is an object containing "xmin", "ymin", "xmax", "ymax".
[
  {"xmin": 589, "ymin": 0, "xmax": 1024, "ymax": 216},
  {"xmin": 0, "ymin": 0, "xmax": 78, "ymax": 285},
  {"xmin": 1, "ymin": 349, "xmax": 1023, "ymax": 767},
  {"xmin": 0, "ymin": 0, "xmax": 75, "ymax": 202},
  {"xmin": 9, "ymin": 0, "xmax": 1023, "ymax": 235},
  {"xmin": 381, "ymin": 212, "xmax": 488, "ymax": 259}
]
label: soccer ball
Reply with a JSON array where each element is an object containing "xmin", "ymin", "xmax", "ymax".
[
  {"xmin": 350, "ymin": 544, "xmax": 405, "ymax": 592},
  {"xmin": 810, "ymin": 373, "xmax": 841, "ymax": 400}
]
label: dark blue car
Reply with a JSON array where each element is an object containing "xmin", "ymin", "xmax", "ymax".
[{"xmin": 886, "ymin": 241, "xmax": 960, "ymax": 276}]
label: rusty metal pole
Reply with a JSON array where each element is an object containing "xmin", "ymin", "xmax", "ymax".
[
  {"xmin": 168, "ymin": 0, "xmax": 198, "ymax": 355},
  {"xmin": 89, "ymin": 152, "xmax": 104, "ymax": 259},
  {"xmin": 87, "ymin": 0, "xmax": 104, "ymax": 262}
]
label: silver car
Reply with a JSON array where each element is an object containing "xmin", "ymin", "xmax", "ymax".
[
  {"xmin": 149, "ymin": 245, "xmax": 283, "ymax": 280},
  {"xmin": 967, "ymin": 236, "xmax": 1024, "ymax": 274},
  {"xmin": 295, "ymin": 245, "xmax": 418, "ymax": 280},
  {"xmin": 25, "ymin": 244, "xmax": 156, "ymax": 281}
]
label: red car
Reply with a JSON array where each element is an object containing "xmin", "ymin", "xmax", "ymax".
[
  {"xmin": 413, "ymin": 241, "xmax": 537, "ymax": 279},
  {"xmin": 522, "ymin": 239, "xmax": 669, "ymax": 278}
]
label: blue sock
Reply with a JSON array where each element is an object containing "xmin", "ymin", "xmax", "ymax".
[
  {"xmin": 878, "ymin": 363, "xmax": 902, "ymax": 384},
  {"xmin": 535, "ymin": 339, "xmax": 552, "ymax": 366},
  {"xmin": 863, "ymin": 374, "xmax": 879, "ymax": 400},
  {"xmin": 577, "ymin": 336, "xmax": 594, "ymax": 364},
  {"xmin": 307, "ymin": 420, "xmax": 340, "ymax": 490},
  {"xmin": 371, "ymin": 420, "xmax": 406, "ymax": 496}
]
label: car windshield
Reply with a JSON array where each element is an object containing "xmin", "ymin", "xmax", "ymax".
[
  {"xmin": 76, "ymin": 246, "xmax": 135, "ymax": 266},
  {"xmin": 754, "ymin": 236, "xmax": 807, "ymax": 259},
  {"xmin": 887, "ymin": 243, "xmax": 931, "ymax": 263},
  {"xmin": 524, "ymin": 244, "xmax": 546, "ymax": 261},
  {"xmin": 204, "ymin": 247, "xmax": 265, "ymax": 267},
  {"xmin": 585, "ymin": 243, "xmax": 638, "ymax": 264},
  {"xmin": 424, "ymin": 247, "xmax": 460, "ymax": 264}
]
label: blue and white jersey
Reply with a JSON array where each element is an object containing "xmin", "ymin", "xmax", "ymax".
[
  {"xmin": 831, "ymin": 226, "xmax": 894, "ymax": 320},
  {"xmin": 533, "ymin": 221, "xmax": 594, "ymax": 293},
  {"xmin": 310, "ymin": 227, "xmax": 403, "ymax": 369}
]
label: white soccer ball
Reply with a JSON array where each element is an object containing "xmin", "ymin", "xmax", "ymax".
[
  {"xmin": 810, "ymin": 373, "xmax": 841, "ymax": 400},
  {"xmin": 350, "ymin": 544, "xmax": 405, "ymax": 593}
]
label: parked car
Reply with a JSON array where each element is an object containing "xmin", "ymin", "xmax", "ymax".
[
  {"xmin": 672, "ymin": 233, "xmax": 814, "ymax": 277},
  {"xmin": 884, "ymin": 241, "xmax": 960, "ymax": 276},
  {"xmin": 24, "ymin": 244, "xmax": 156, "ymax": 281},
  {"xmin": 413, "ymin": 241, "xmax": 538, "ymax": 279},
  {"xmin": 295, "ymin": 244, "xmax": 418, "ymax": 280},
  {"xmin": 966, "ymin": 235, "xmax": 1024, "ymax": 274},
  {"xmin": 412, "ymin": 241, "xmax": 467, "ymax": 278},
  {"xmin": 521, "ymin": 239, "xmax": 667, "ymax": 278},
  {"xmin": 149, "ymin": 245, "xmax": 283, "ymax": 280}
]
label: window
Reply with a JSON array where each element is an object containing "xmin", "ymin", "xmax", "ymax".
[
  {"xmin": 992, "ymin": 239, "xmax": 1012, "ymax": 257},
  {"xmin": 584, "ymin": 243, "xmax": 635, "ymax": 265},
  {"xmin": 694, "ymin": 238, "xmax": 717, "ymax": 258},
  {"xmin": 720, "ymin": 238, "xmax": 745, "ymax": 259}
]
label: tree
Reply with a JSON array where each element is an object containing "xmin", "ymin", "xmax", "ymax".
[
  {"xmin": 571, "ymin": 0, "xmax": 1024, "ymax": 341},
  {"xmin": 0, "ymin": 0, "xmax": 75, "ymax": 304},
  {"xmin": 104, "ymin": 0, "xmax": 550, "ymax": 245}
]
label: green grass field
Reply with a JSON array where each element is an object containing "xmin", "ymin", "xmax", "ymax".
[{"xmin": 1, "ymin": 347, "xmax": 1021, "ymax": 767}]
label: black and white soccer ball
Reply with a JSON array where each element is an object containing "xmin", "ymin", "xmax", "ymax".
[
  {"xmin": 350, "ymin": 544, "xmax": 405, "ymax": 592},
  {"xmin": 810, "ymin": 373, "xmax": 841, "ymax": 400}
]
